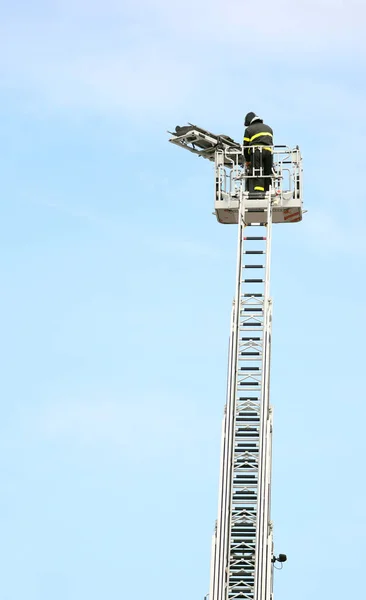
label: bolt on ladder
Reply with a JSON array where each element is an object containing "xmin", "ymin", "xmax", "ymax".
[{"xmin": 210, "ymin": 194, "xmax": 274, "ymax": 600}]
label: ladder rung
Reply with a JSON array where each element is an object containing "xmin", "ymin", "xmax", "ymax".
[
  {"xmin": 238, "ymin": 442, "xmax": 258, "ymax": 452},
  {"xmin": 241, "ymin": 338, "xmax": 261, "ymax": 341},
  {"xmin": 244, "ymin": 265, "xmax": 264, "ymax": 269},
  {"xmin": 242, "ymin": 323, "xmax": 262, "ymax": 327},
  {"xmin": 244, "ymin": 279, "xmax": 264, "ymax": 283},
  {"xmin": 235, "ymin": 426, "xmax": 260, "ymax": 432},
  {"xmin": 244, "ymin": 294, "xmax": 263, "ymax": 297},
  {"xmin": 240, "ymin": 382, "xmax": 260, "ymax": 386},
  {"xmin": 241, "ymin": 352, "xmax": 260, "ymax": 355},
  {"xmin": 244, "ymin": 251, "xmax": 265, "ymax": 254},
  {"xmin": 237, "ymin": 412, "xmax": 259, "ymax": 417},
  {"xmin": 241, "ymin": 367, "xmax": 260, "ymax": 371},
  {"xmin": 243, "ymin": 308, "xmax": 262, "ymax": 312},
  {"xmin": 244, "ymin": 237, "xmax": 267, "ymax": 240}
]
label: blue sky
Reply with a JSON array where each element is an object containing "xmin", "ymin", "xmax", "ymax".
[{"xmin": 0, "ymin": 1, "xmax": 365, "ymax": 598}]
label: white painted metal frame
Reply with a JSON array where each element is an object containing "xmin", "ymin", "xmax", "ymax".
[{"xmin": 209, "ymin": 191, "xmax": 274, "ymax": 600}]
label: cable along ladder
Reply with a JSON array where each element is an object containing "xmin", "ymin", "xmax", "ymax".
[{"xmin": 168, "ymin": 124, "xmax": 303, "ymax": 600}]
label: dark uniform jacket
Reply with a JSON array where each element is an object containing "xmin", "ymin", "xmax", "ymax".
[{"xmin": 243, "ymin": 121, "xmax": 273, "ymax": 162}]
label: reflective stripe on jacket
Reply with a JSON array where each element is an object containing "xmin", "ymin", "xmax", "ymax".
[{"xmin": 243, "ymin": 122, "xmax": 273, "ymax": 161}]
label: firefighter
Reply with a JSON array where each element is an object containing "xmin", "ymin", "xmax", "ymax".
[{"xmin": 243, "ymin": 112, "xmax": 273, "ymax": 193}]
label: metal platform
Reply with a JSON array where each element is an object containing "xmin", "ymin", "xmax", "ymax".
[
  {"xmin": 215, "ymin": 192, "xmax": 302, "ymax": 225},
  {"xmin": 215, "ymin": 146, "xmax": 303, "ymax": 225}
]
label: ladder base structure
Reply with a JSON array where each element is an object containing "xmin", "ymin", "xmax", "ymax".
[{"xmin": 168, "ymin": 123, "xmax": 303, "ymax": 600}]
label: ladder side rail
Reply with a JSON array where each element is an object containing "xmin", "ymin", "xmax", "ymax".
[
  {"xmin": 260, "ymin": 206, "xmax": 273, "ymax": 600},
  {"xmin": 265, "ymin": 408, "xmax": 274, "ymax": 600},
  {"xmin": 211, "ymin": 414, "xmax": 226, "ymax": 600},
  {"xmin": 259, "ymin": 306, "xmax": 274, "ymax": 600},
  {"xmin": 213, "ymin": 203, "xmax": 245, "ymax": 600},
  {"xmin": 213, "ymin": 306, "xmax": 236, "ymax": 600},
  {"xmin": 223, "ymin": 204, "xmax": 244, "ymax": 600},
  {"xmin": 253, "ymin": 200, "xmax": 273, "ymax": 600},
  {"xmin": 224, "ymin": 197, "xmax": 246, "ymax": 600},
  {"xmin": 209, "ymin": 526, "xmax": 217, "ymax": 600}
]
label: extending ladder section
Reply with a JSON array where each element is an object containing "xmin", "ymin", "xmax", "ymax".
[{"xmin": 210, "ymin": 198, "xmax": 274, "ymax": 600}]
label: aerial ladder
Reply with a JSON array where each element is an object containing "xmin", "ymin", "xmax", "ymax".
[{"xmin": 168, "ymin": 124, "xmax": 303, "ymax": 600}]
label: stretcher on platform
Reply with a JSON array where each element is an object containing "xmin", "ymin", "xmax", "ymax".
[{"xmin": 168, "ymin": 124, "xmax": 243, "ymax": 167}]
